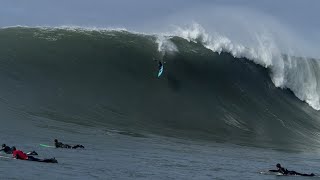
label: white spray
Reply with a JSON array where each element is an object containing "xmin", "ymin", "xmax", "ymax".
[
  {"xmin": 155, "ymin": 35, "xmax": 178, "ymax": 60},
  {"xmin": 173, "ymin": 22, "xmax": 320, "ymax": 110}
]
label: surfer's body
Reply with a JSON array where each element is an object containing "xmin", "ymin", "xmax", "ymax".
[
  {"xmin": 154, "ymin": 58, "xmax": 164, "ymax": 77},
  {"xmin": 158, "ymin": 61, "xmax": 163, "ymax": 70},
  {"xmin": 54, "ymin": 139, "xmax": 84, "ymax": 149},
  {"xmin": 269, "ymin": 163, "xmax": 314, "ymax": 176},
  {"xmin": 12, "ymin": 146, "xmax": 57, "ymax": 163}
]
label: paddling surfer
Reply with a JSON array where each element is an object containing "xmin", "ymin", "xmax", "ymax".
[
  {"xmin": 54, "ymin": 139, "xmax": 84, "ymax": 149},
  {"xmin": 269, "ymin": 163, "xmax": 315, "ymax": 176},
  {"xmin": 12, "ymin": 146, "xmax": 57, "ymax": 163},
  {"xmin": 0, "ymin": 144, "xmax": 12, "ymax": 154}
]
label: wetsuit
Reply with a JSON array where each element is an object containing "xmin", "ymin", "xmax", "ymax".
[
  {"xmin": 55, "ymin": 141, "xmax": 84, "ymax": 149},
  {"xmin": 0, "ymin": 146, "xmax": 12, "ymax": 154},
  {"xmin": 158, "ymin": 61, "xmax": 163, "ymax": 70},
  {"xmin": 55, "ymin": 141, "xmax": 71, "ymax": 148},
  {"xmin": 72, "ymin": 144, "xmax": 85, "ymax": 149},
  {"xmin": 27, "ymin": 155, "xmax": 40, "ymax": 161},
  {"xmin": 269, "ymin": 168, "xmax": 315, "ymax": 176},
  {"xmin": 286, "ymin": 171, "xmax": 315, "ymax": 176},
  {"xmin": 39, "ymin": 158, "xmax": 58, "ymax": 163}
]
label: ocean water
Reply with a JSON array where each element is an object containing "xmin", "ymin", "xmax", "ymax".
[
  {"xmin": 0, "ymin": 116, "xmax": 319, "ymax": 180},
  {"xmin": 0, "ymin": 27, "xmax": 320, "ymax": 179}
]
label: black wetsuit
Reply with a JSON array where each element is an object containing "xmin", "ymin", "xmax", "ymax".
[
  {"xmin": 158, "ymin": 61, "xmax": 163, "ymax": 70},
  {"xmin": 55, "ymin": 141, "xmax": 71, "ymax": 148},
  {"xmin": 27, "ymin": 156, "xmax": 57, "ymax": 163},
  {"xmin": 72, "ymin": 144, "xmax": 85, "ymax": 149},
  {"xmin": 55, "ymin": 141, "xmax": 84, "ymax": 149},
  {"xmin": 269, "ymin": 168, "xmax": 315, "ymax": 176},
  {"xmin": 0, "ymin": 146, "xmax": 12, "ymax": 154}
]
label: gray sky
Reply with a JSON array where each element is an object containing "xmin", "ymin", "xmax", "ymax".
[
  {"xmin": 1, "ymin": 0, "xmax": 319, "ymax": 57},
  {"xmin": 1, "ymin": 0, "xmax": 318, "ymax": 30}
]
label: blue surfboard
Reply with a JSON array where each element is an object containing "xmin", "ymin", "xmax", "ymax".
[{"xmin": 158, "ymin": 65, "xmax": 164, "ymax": 77}]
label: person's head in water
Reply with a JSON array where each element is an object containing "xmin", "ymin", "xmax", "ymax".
[
  {"xmin": 12, "ymin": 146, "xmax": 16, "ymax": 151},
  {"xmin": 2, "ymin": 144, "xmax": 6, "ymax": 148},
  {"xmin": 276, "ymin": 163, "xmax": 282, "ymax": 168},
  {"xmin": 54, "ymin": 139, "xmax": 58, "ymax": 143}
]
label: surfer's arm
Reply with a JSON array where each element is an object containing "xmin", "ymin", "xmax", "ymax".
[
  {"xmin": 0, "ymin": 147, "xmax": 7, "ymax": 152},
  {"xmin": 269, "ymin": 170, "xmax": 279, "ymax": 172}
]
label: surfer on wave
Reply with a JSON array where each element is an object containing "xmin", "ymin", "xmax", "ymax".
[
  {"xmin": 153, "ymin": 58, "xmax": 163, "ymax": 69},
  {"xmin": 153, "ymin": 58, "xmax": 164, "ymax": 77}
]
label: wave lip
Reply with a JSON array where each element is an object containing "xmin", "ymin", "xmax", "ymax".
[{"xmin": 172, "ymin": 23, "xmax": 320, "ymax": 110}]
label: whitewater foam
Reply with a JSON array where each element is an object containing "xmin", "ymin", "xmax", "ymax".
[
  {"xmin": 173, "ymin": 23, "xmax": 320, "ymax": 110},
  {"xmin": 155, "ymin": 35, "xmax": 178, "ymax": 59}
]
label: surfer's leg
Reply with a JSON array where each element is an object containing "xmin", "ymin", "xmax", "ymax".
[
  {"xmin": 287, "ymin": 171, "xmax": 299, "ymax": 175},
  {"xmin": 40, "ymin": 158, "xmax": 58, "ymax": 163},
  {"xmin": 300, "ymin": 173, "xmax": 315, "ymax": 176},
  {"xmin": 288, "ymin": 171, "xmax": 313, "ymax": 176},
  {"xmin": 26, "ymin": 151, "xmax": 38, "ymax": 155},
  {"xmin": 63, "ymin": 144, "xmax": 72, "ymax": 148},
  {"xmin": 27, "ymin": 156, "xmax": 40, "ymax": 161},
  {"xmin": 72, "ymin": 145, "xmax": 84, "ymax": 149}
]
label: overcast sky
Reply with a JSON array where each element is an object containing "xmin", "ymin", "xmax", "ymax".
[
  {"xmin": 0, "ymin": 0, "xmax": 318, "ymax": 29},
  {"xmin": 1, "ymin": 0, "xmax": 319, "ymax": 56}
]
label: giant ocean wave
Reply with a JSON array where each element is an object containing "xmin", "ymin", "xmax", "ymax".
[{"xmin": 1, "ymin": 26, "xmax": 320, "ymax": 150}]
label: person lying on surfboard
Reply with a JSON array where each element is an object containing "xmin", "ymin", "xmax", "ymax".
[
  {"xmin": 269, "ymin": 163, "xmax": 314, "ymax": 176},
  {"xmin": 12, "ymin": 146, "xmax": 57, "ymax": 163},
  {"xmin": 1, "ymin": 144, "xmax": 12, "ymax": 154},
  {"xmin": 1, "ymin": 144, "xmax": 38, "ymax": 155},
  {"xmin": 54, "ymin": 139, "xmax": 84, "ymax": 149}
]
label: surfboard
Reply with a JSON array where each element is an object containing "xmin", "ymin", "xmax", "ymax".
[
  {"xmin": 39, "ymin": 144, "xmax": 55, "ymax": 148},
  {"xmin": 158, "ymin": 65, "xmax": 164, "ymax": 77}
]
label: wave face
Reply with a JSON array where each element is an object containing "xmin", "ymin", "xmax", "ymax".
[{"xmin": 1, "ymin": 27, "xmax": 320, "ymax": 150}]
